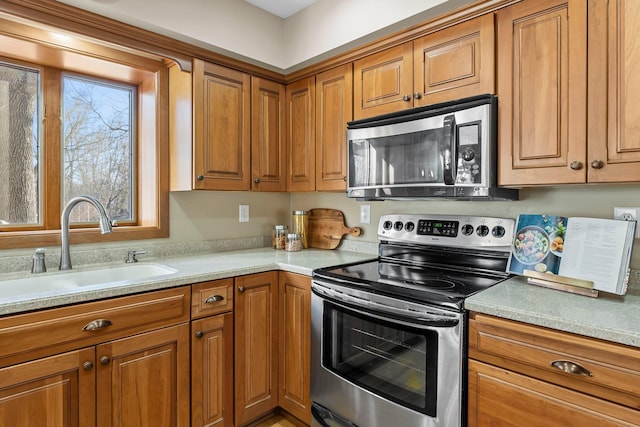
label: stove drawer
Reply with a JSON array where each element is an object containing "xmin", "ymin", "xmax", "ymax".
[{"xmin": 468, "ymin": 313, "xmax": 640, "ymax": 410}]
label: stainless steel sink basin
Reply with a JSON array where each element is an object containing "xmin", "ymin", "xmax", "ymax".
[{"xmin": 0, "ymin": 263, "xmax": 177, "ymax": 298}]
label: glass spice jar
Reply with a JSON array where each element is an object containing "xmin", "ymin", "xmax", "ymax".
[
  {"xmin": 285, "ymin": 233, "xmax": 302, "ymax": 252},
  {"xmin": 292, "ymin": 210, "xmax": 308, "ymax": 248},
  {"xmin": 272, "ymin": 225, "xmax": 288, "ymax": 250}
]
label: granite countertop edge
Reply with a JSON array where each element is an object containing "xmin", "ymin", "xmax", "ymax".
[
  {"xmin": 465, "ymin": 276, "xmax": 640, "ymax": 349},
  {"xmin": 0, "ymin": 247, "xmax": 375, "ymax": 317}
]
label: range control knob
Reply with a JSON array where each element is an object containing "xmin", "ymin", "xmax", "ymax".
[
  {"xmin": 383, "ymin": 221, "xmax": 393, "ymax": 230},
  {"xmin": 394, "ymin": 221, "xmax": 404, "ymax": 231},
  {"xmin": 405, "ymin": 222, "xmax": 415, "ymax": 232},
  {"xmin": 461, "ymin": 224, "xmax": 474, "ymax": 236},
  {"xmin": 476, "ymin": 225, "xmax": 490, "ymax": 237},
  {"xmin": 492, "ymin": 226, "xmax": 506, "ymax": 238}
]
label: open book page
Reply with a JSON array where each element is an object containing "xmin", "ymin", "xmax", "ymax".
[
  {"xmin": 558, "ymin": 218, "xmax": 635, "ymax": 294},
  {"xmin": 507, "ymin": 214, "xmax": 566, "ymax": 275}
]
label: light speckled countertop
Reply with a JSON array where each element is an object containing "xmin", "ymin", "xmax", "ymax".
[
  {"xmin": 465, "ymin": 276, "xmax": 640, "ymax": 348},
  {"xmin": 0, "ymin": 247, "xmax": 375, "ymax": 316}
]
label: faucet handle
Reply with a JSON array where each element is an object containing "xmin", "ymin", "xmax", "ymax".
[
  {"xmin": 126, "ymin": 250, "xmax": 147, "ymax": 263},
  {"xmin": 31, "ymin": 248, "xmax": 47, "ymax": 274}
]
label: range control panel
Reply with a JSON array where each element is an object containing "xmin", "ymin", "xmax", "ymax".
[{"xmin": 378, "ymin": 214, "xmax": 515, "ymax": 250}]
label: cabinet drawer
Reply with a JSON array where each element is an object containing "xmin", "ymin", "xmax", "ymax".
[
  {"xmin": 191, "ymin": 278, "xmax": 233, "ymax": 319},
  {"xmin": 0, "ymin": 286, "xmax": 190, "ymax": 368},
  {"xmin": 469, "ymin": 313, "xmax": 640, "ymax": 409}
]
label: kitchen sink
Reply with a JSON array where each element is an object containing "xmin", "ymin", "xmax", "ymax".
[{"xmin": 0, "ymin": 263, "xmax": 177, "ymax": 298}]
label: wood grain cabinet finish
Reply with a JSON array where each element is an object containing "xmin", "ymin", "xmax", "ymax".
[
  {"xmin": 468, "ymin": 313, "xmax": 640, "ymax": 426},
  {"xmin": 0, "ymin": 287, "xmax": 191, "ymax": 427},
  {"xmin": 96, "ymin": 323, "xmax": 191, "ymax": 427},
  {"xmin": 251, "ymin": 76, "xmax": 287, "ymax": 191},
  {"xmin": 354, "ymin": 14, "xmax": 494, "ymax": 120},
  {"xmin": 286, "ymin": 77, "xmax": 316, "ymax": 192},
  {"xmin": 278, "ymin": 272, "xmax": 312, "ymax": 424},
  {"xmin": 0, "ymin": 347, "xmax": 96, "ymax": 427},
  {"xmin": 234, "ymin": 271, "xmax": 279, "ymax": 425},
  {"xmin": 315, "ymin": 64, "xmax": 353, "ymax": 191},
  {"xmin": 497, "ymin": 0, "xmax": 588, "ymax": 186},
  {"xmin": 588, "ymin": 0, "xmax": 640, "ymax": 183},
  {"xmin": 193, "ymin": 59, "xmax": 252, "ymax": 191},
  {"xmin": 192, "ymin": 312, "xmax": 234, "ymax": 427}
]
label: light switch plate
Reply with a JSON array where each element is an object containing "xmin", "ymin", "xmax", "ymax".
[
  {"xmin": 360, "ymin": 204, "xmax": 371, "ymax": 224},
  {"xmin": 239, "ymin": 205, "xmax": 249, "ymax": 222}
]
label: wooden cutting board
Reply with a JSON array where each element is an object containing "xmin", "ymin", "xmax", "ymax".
[{"xmin": 307, "ymin": 208, "xmax": 362, "ymax": 249}]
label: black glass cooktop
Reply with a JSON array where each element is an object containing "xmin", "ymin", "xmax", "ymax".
[{"xmin": 313, "ymin": 259, "xmax": 509, "ymax": 311}]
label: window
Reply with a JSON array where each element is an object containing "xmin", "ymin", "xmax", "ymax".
[{"xmin": 0, "ymin": 16, "xmax": 169, "ymax": 249}]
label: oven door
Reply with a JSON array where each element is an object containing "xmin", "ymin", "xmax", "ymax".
[{"xmin": 311, "ymin": 280, "xmax": 464, "ymax": 427}]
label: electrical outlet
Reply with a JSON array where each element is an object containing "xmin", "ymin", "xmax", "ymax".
[
  {"xmin": 239, "ymin": 205, "xmax": 249, "ymax": 222},
  {"xmin": 614, "ymin": 207, "xmax": 640, "ymax": 238},
  {"xmin": 360, "ymin": 205, "xmax": 371, "ymax": 224}
]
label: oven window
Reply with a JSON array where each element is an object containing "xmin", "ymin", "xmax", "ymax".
[{"xmin": 322, "ymin": 301, "xmax": 438, "ymax": 416}]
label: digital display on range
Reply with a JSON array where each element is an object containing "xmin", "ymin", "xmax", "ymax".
[{"xmin": 417, "ymin": 220, "xmax": 459, "ymax": 237}]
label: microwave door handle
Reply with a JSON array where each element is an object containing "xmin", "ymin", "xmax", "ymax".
[{"xmin": 442, "ymin": 114, "xmax": 456, "ymax": 185}]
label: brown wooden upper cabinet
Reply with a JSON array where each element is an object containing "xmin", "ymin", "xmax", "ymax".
[
  {"xmin": 353, "ymin": 14, "xmax": 495, "ymax": 120},
  {"xmin": 286, "ymin": 64, "xmax": 352, "ymax": 192},
  {"xmin": 171, "ymin": 59, "xmax": 285, "ymax": 191},
  {"xmin": 587, "ymin": 0, "xmax": 640, "ymax": 183},
  {"xmin": 498, "ymin": 0, "xmax": 640, "ymax": 186}
]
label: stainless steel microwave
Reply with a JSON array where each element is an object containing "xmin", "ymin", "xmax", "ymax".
[{"xmin": 346, "ymin": 94, "xmax": 518, "ymax": 200}]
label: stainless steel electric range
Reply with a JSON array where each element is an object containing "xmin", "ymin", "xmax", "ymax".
[{"xmin": 310, "ymin": 214, "xmax": 515, "ymax": 427}]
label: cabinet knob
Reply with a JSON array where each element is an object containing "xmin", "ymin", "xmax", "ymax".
[
  {"xmin": 343, "ymin": 176, "xmax": 347, "ymax": 182},
  {"xmin": 402, "ymin": 94, "xmax": 411, "ymax": 102},
  {"xmin": 204, "ymin": 295, "xmax": 224, "ymax": 304},
  {"xmin": 238, "ymin": 286, "xmax": 245, "ymax": 293},
  {"xmin": 100, "ymin": 356, "xmax": 111, "ymax": 366},
  {"xmin": 413, "ymin": 92, "xmax": 422, "ymax": 99},
  {"xmin": 196, "ymin": 175, "xmax": 204, "ymax": 181},
  {"xmin": 590, "ymin": 160, "xmax": 604, "ymax": 169},
  {"xmin": 83, "ymin": 361, "xmax": 94, "ymax": 371},
  {"xmin": 550, "ymin": 360, "xmax": 592, "ymax": 377},
  {"xmin": 195, "ymin": 330, "xmax": 204, "ymax": 339},
  {"xmin": 254, "ymin": 178, "xmax": 261, "ymax": 184},
  {"xmin": 569, "ymin": 161, "xmax": 583, "ymax": 170},
  {"xmin": 82, "ymin": 319, "xmax": 112, "ymax": 331}
]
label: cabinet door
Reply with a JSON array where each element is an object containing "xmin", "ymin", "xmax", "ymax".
[
  {"xmin": 234, "ymin": 271, "xmax": 279, "ymax": 425},
  {"xmin": 315, "ymin": 64, "xmax": 352, "ymax": 191},
  {"xmin": 497, "ymin": 0, "xmax": 587, "ymax": 186},
  {"xmin": 588, "ymin": 0, "xmax": 640, "ymax": 182},
  {"xmin": 286, "ymin": 77, "xmax": 316, "ymax": 192},
  {"xmin": 251, "ymin": 76, "xmax": 286, "ymax": 191},
  {"xmin": 353, "ymin": 42, "xmax": 413, "ymax": 119},
  {"xmin": 0, "ymin": 348, "xmax": 95, "ymax": 427},
  {"xmin": 192, "ymin": 313, "xmax": 234, "ymax": 427},
  {"xmin": 278, "ymin": 272, "xmax": 311, "ymax": 424},
  {"xmin": 96, "ymin": 324, "xmax": 190, "ymax": 427},
  {"xmin": 468, "ymin": 360, "xmax": 640, "ymax": 426},
  {"xmin": 194, "ymin": 59, "xmax": 251, "ymax": 191},
  {"xmin": 413, "ymin": 14, "xmax": 494, "ymax": 106}
]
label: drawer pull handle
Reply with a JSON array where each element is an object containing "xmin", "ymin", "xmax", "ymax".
[
  {"xmin": 550, "ymin": 360, "xmax": 592, "ymax": 377},
  {"xmin": 82, "ymin": 319, "xmax": 113, "ymax": 331},
  {"xmin": 204, "ymin": 295, "xmax": 224, "ymax": 304}
]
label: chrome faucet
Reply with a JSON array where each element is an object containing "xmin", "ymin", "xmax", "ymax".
[{"xmin": 60, "ymin": 195, "xmax": 113, "ymax": 270}]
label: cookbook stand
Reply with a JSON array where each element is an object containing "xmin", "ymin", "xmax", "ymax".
[{"xmin": 522, "ymin": 270, "xmax": 598, "ymax": 298}]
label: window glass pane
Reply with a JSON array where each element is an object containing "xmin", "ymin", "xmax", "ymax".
[
  {"xmin": 0, "ymin": 62, "xmax": 41, "ymax": 226},
  {"xmin": 62, "ymin": 75, "xmax": 135, "ymax": 223}
]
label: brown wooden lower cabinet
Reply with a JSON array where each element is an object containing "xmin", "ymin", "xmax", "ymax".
[
  {"xmin": 0, "ymin": 347, "xmax": 96, "ymax": 426},
  {"xmin": 234, "ymin": 271, "xmax": 280, "ymax": 425},
  {"xmin": 468, "ymin": 312, "xmax": 640, "ymax": 426},
  {"xmin": 278, "ymin": 272, "xmax": 312, "ymax": 424}
]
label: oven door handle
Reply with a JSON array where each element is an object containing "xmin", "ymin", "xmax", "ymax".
[{"xmin": 312, "ymin": 282, "xmax": 459, "ymax": 328}]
